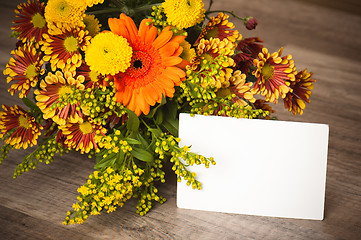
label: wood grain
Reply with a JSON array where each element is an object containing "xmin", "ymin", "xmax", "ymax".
[{"xmin": 1, "ymin": 0, "xmax": 361, "ymax": 239}]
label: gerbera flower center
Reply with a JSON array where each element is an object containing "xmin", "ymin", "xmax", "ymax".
[
  {"xmin": 79, "ymin": 122, "xmax": 93, "ymax": 134},
  {"xmin": 25, "ymin": 64, "xmax": 38, "ymax": 79},
  {"xmin": 126, "ymin": 51, "xmax": 152, "ymax": 78},
  {"xmin": 261, "ymin": 63, "xmax": 274, "ymax": 81},
  {"xmin": 63, "ymin": 36, "xmax": 79, "ymax": 53},
  {"xmin": 18, "ymin": 116, "xmax": 31, "ymax": 129},
  {"xmin": 31, "ymin": 13, "xmax": 46, "ymax": 29}
]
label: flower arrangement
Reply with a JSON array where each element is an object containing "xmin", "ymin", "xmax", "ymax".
[{"xmin": 0, "ymin": 0, "xmax": 316, "ymax": 225}]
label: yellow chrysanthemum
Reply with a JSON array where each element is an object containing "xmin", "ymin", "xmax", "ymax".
[
  {"xmin": 162, "ymin": 0, "xmax": 205, "ymax": 29},
  {"xmin": 86, "ymin": 0, "xmax": 104, "ymax": 7},
  {"xmin": 85, "ymin": 31, "xmax": 133, "ymax": 76},
  {"xmin": 83, "ymin": 14, "xmax": 101, "ymax": 37},
  {"xmin": 44, "ymin": 0, "xmax": 87, "ymax": 34}
]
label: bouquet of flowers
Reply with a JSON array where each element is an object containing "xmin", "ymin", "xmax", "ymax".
[{"xmin": 0, "ymin": 0, "xmax": 316, "ymax": 225}]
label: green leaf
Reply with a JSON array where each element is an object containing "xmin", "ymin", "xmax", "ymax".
[
  {"xmin": 165, "ymin": 99, "xmax": 177, "ymax": 120},
  {"xmin": 155, "ymin": 108, "xmax": 163, "ymax": 125},
  {"xmin": 22, "ymin": 98, "xmax": 38, "ymax": 110},
  {"xmin": 130, "ymin": 146, "xmax": 154, "ymax": 163},
  {"xmin": 125, "ymin": 138, "xmax": 141, "ymax": 145},
  {"xmin": 95, "ymin": 152, "xmax": 117, "ymax": 170},
  {"xmin": 135, "ymin": 132, "xmax": 149, "ymax": 149},
  {"xmin": 145, "ymin": 95, "xmax": 167, "ymax": 118},
  {"xmin": 125, "ymin": 108, "xmax": 140, "ymax": 132},
  {"xmin": 163, "ymin": 117, "xmax": 179, "ymax": 137},
  {"xmin": 148, "ymin": 128, "xmax": 162, "ymax": 138}
]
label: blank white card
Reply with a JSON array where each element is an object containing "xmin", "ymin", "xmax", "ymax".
[{"xmin": 177, "ymin": 113, "xmax": 329, "ymax": 220}]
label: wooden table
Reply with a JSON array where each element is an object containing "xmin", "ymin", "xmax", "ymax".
[{"xmin": 1, "ymin": 0, "xmax": 360, "ymax": 239}]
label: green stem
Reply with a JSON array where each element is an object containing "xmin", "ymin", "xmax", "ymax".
[
  {"xmin": 207, "ymin": 0, "xmax": 214, "ymax": 12},
  {"xmin": 86, "ymin": 8, "xmax": 122, "ymax": 15},
  {"xmin": 206, "ymin": 10, "xmax": 247, "ymax": 21}
]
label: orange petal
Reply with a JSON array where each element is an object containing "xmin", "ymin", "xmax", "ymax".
[
  {"xmin": 108, "ymin": 18, "xmax": 129, "ymax": 40},
  {"xmin": 152, "ymin": 26, "xmax": 173, "ymax": 49},
  {"xmin": 162, "ymin": 56, "xmax": 182, "ymax": 66},
  {"xmin": 159, "ymin": 42, "xmax": 178, "ymax": 58},
  {"xmin": 119, "ymin": 13, "xmax": 138, "ymax": 43}
]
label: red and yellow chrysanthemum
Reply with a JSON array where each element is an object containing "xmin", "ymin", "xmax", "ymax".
[
  {"xmin": 35, "ymin": 71, "xmax": 86, "ymax": 125},
  {"xmin": 41, "ymin": 26, "xmax": 90, "ymax": 73},
  {"xmin": 60, "ymin": 119, "xmax": 106, "ymax": 153},
  {"xmin": 109, "ymin": 14, "xmax": 186, "ymax": 116},
  {"xmin": 189, "ymin": 37, "xmax": 235, "ymax": 89},
  {"xmin": 195, "ymin": 12, "xmax": 241, "ymax": 45},
  {"xmin": 76, "ymin": 62, "xmax": 109, "ymax": 91},
  {"xmin": 253, "ymin": 99, "xmax": 275, "ymax": 120},
  {"xmin": 0, "ymin": 105, "xmax": 42, "ymax": 149},
  {"xmin": 216, "ymin": 70, "xmax": 255, "ymax": 106},
  {"xmin": 283, "ymin": 69, "xmax": 316, "ymax": 115},
  {"xmin": 233, "ymin": 37, "xmax": 264, "ymax": 74},
  {"xmin": 3, "ymin": 42, "xmax": 45, "ymax": 98},
  {"xmin": 12, "ymin": 0, "xmax": 48, "ymax": 43},
  {"xmin": 252, "ymin": 47, "xmax": 297, "ymax": 103}
]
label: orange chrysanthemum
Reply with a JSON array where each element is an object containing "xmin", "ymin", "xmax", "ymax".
[
  {"xmin": 12, "ymin": 0, "xmax": 48, "ymax": 43},
  {"xmin": 0, "ymin": 105, "xmax": 42, "ymax": 149},
  {"xmin": 35, "ymin": 71, "xmax": 86, "ymax": 125},
  {"xmin": 283, "ymin": 69, "xmax": 316, "ymax": 115},
  {"xmin": 3, "ymin": 42, "xmax": 45, "ymax": 98},
  {"xmin": 60, "ymin": 119, "xmax": 106, "ymax": 153},
  {"xmin": 109, "ymin": 14, "xmax": 186, "ymax": 116},
  {"xmin": 252, "ymin": 47, "xmax": 297, "ymax": 103},
  {"xmin": 41, "ymin": 26, "xmax": 90, "ymax": 73}
]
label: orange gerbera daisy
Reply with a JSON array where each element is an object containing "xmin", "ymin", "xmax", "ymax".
[
  {"xmin": 12, "ymin": 0, "xmax": 48, "ymax": 43},
  {"xmin": 41, "ymin": 26, "xmax": 90, "ymax": 73},
  {"xmin": 3, "ymin": 42, "xmax": 45, "ymax": 98},
  {"xmin": 252, "ymin": 47, "xmax": 297, "ymax": 103},
  {"xmin": 283, "ymin": 69, "xmax": 316, "ymax": 115},
  {"xmin": 35, "ymin": 71, "xmax": 85, "ymax": 125},
  {"xmin": 60, "ymin": 119, "xmax": 106, "ymax": 153},
  {"xmin": 0, "ymin": 105, "xmax": 42, "ymax": 149},
  {"xmin": 109, "ymin": 14, "xmax": 186, "ymax": 116}
]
